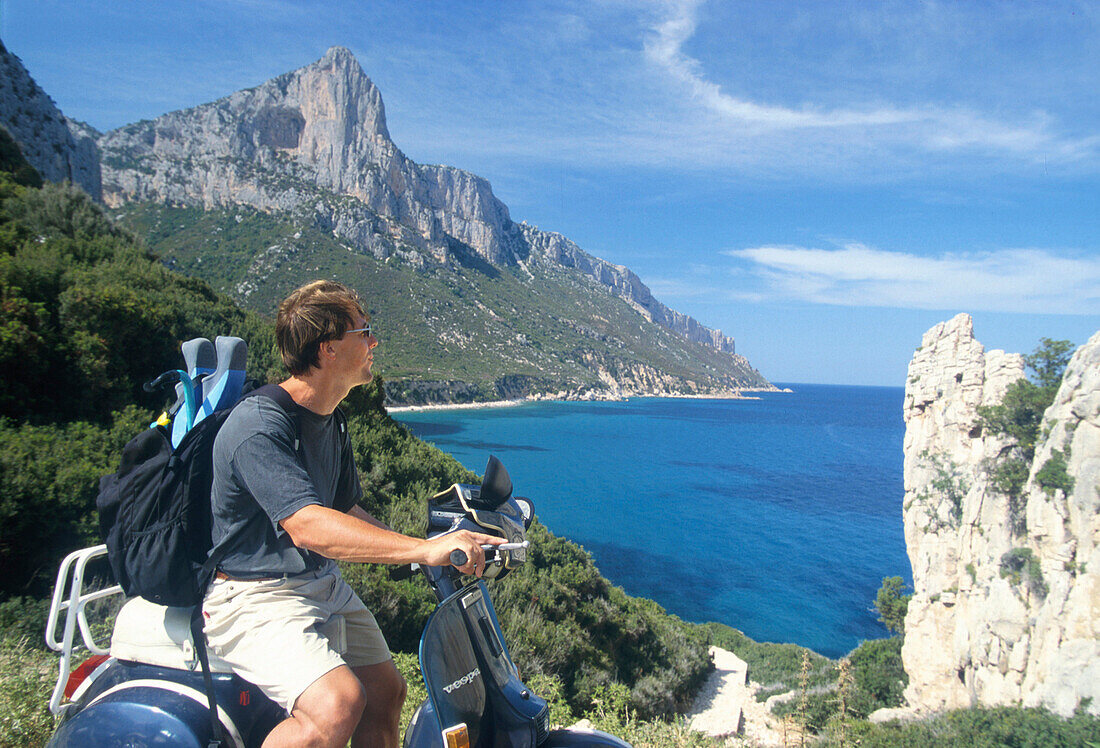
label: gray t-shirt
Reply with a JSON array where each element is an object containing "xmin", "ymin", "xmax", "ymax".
[{"xmin": 209, "ymin": 394, "xmax": 362, "ymax": 577}]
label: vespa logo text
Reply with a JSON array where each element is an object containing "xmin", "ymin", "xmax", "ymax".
[{"xmin": 442, "ymin": 668, "xmax": 481, "ymax": 694}]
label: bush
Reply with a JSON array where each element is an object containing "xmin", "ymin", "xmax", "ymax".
[
  {"xmin": 976, "ymin": 338, "xmax": 1075, "ymax": 535},
  {"xmin": 874, "ymin": 577, "xmax": 911, "ymax": 636},
  {"xmin": 0, "ymin": 636, "xmax": 57, "ymax": 747},
  {"xmin": 581, "ymin": 683, "xmax": 720, "ymax": 748},
  {"xmin": 1000, "ymin": 547, "xmax": 1047, "ymax": 598},
  {"xmin": 0, "ymin": 407, "xmax": 150, "ymax": 597},
  {"xmin": 826, "ymin": 705, "xmax": 1100, "ymax": 747},
  {"xmin": 849, "ymin": 637, "xmax": 907, "ymax": 710},
  {"xmin": 1036, "ymin": 449, "xmax": 1075, "ymax": 497}
]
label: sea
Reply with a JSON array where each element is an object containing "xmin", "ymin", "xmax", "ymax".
[{"xmin": 391, "ymin": 384, "xmax": 910, "ymax": 658}]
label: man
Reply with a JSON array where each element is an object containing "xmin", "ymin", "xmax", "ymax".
[{"xmin": 204, "ymin": 280, "xmax": 501, "ymax": 748}]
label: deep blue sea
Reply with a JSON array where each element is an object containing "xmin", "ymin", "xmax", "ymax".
[{"xmin": 392, "ymin": 384, "xmax": 910, "ymax": 657}]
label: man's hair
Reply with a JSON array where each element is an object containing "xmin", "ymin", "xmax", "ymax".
[{"xmin": 276, "ymin": 280, "xmax": 367, "ymax": 375}]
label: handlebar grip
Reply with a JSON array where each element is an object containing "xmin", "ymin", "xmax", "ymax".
[{"xmin": 450, "ymin": 549, "xmax": 468, "ymax": 567}]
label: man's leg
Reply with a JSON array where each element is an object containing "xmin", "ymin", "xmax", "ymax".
[
  {"xmin": 261, "ymin": 665, "xmax": 367, "ymax": 748},
  {"xmin": 350, "ymin": 659, "xmax": 407, "ymax": 748}
]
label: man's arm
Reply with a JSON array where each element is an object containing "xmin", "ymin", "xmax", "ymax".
[{"xmin": 280, "ymin": 504, "xmax": 503, "ymax": 576}]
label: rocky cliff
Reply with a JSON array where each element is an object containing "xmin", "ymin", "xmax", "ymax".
[
  {"xmin": 0, "ymin": 41, "xmax": 101, "ymax": 199},
  {"xmin": 900, "ymin": 313, "xmax": 1099, "ymax": 717},
  {"xmin": 96, "ymin": 46, "xmax": 738, "ymax": 356}
]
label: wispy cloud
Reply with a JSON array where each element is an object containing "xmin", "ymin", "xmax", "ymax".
[
  {"xmin": 721, "ymin": 244, "xmax": 1100, "ymax": 315},
  {"xmin": 641, "ymin": 0, "xmax": 1099, "ymax": 165}
]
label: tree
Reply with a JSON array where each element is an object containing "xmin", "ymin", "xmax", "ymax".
[
  {"xmin": 874, "ymin": 577, "xmax": 911, "ymax": 636},
  {"xmin": 1025, "ymin": 337, "xmax": 1075, "ymax": 392},
  {"xmin": 976, "ymin": 337, "xmax": 1075, "ymax": 532}
]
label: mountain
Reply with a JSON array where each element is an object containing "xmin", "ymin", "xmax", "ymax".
[
  {"xmin": 899, "ymin": 314, "xmax": 1099, "ymax": 717},
  {"xmin": 0, "ymin": 41, "xmax": 101, "ymax": 200},
  {"xmin": 7, "ymin": 44, "xmax": 771, "ymax": 401}
]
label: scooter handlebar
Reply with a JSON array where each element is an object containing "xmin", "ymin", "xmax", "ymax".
[{"xmin": 450, "ymin": 542, "xmax": 528, "ymax": 570}]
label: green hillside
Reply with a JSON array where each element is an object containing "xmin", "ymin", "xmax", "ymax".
[{"xmin": 112, "ymin": 202, "xmax": 771, "ymax": 403}]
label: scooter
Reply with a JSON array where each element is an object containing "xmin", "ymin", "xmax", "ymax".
[{"xmin": 45, "ymin": 457, "xmax": 632, "ymax": 747}]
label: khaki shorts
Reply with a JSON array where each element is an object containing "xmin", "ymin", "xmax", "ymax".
[{"xmin": 202, "ymin": 565, "xmax": 391, "ymax": 713}]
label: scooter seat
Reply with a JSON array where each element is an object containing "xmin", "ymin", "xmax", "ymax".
[{"xmin": 110, "ymin": 597, "xmax": 235, "ymax": 673}]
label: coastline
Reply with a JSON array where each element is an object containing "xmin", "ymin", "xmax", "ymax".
[
  {"xmin": 386, "ymin": 398, "xmax": 529, "ymax": 414},
  {"xmin": 385, "ymin": 387, "xmax": 792, "ymax": 414}
]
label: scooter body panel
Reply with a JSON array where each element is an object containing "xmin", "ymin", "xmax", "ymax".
[
  {"xmin": 46, "ymin": 659, "xmax": 283, "ymax": 748},
  {"xmin": 417, "ymin": 584, "xmax": 489, "ymax": 743},
  {"xmin": 412, "ymin": 581, "xmax": 549, "ymax": 747},
  {"xmin": 402, "ymin": 699, "xmax": 444, "ymax": 747},
  {"xmin": 49, "ymin": 687, "xmax": 213, "ymax": 748}
]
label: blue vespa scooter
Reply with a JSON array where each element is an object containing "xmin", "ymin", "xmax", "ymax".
[{"xmin": 45, "ymin": 456, "xmax": 632, "ymax": 747}]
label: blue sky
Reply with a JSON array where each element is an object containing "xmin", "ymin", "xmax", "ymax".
[{"xmin": 3, "ymin": 0, "xmax": 1098, "ymax": 385}]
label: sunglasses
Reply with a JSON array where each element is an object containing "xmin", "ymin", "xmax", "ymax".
[{"xmin": 345, "ymin": 324, "xmax": 373, "ymax": 339}]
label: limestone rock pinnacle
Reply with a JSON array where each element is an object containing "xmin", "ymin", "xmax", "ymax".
[{"xmin": 900, "ymin": 313, "xmax": 1100, "ymax": 717}]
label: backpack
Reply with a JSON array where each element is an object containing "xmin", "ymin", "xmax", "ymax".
[{"xmin": 96, "ymin": 382, "xmax": 297, "ymax": 607}]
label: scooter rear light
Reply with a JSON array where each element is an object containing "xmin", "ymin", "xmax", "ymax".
[
  {"xmin": 442, "ymin": 722, "xmax": 470, "ymax": 748},
  {"xmin": 64, "ymin": 654, "xmax": 110, "ymax": 699}
]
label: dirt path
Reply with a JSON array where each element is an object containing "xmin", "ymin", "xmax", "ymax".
[{"xmin": 687, "ymin": 646, "xmax": 793, "ymax": 747}]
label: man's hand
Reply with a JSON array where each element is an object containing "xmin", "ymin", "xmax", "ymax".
[{"xmin": 421, "ymin": 531, "xmax": 505, "ymax": 577}]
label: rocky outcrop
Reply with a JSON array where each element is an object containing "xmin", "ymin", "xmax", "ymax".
[
  {"xmin": 97, "ymin": 46, "xmax": 740, "ymax": 358},
  {"xmin": 901, "ymin": 313, "xmax": 1100, "ymax": 717},
  {"xmin": 0, "ymin": 41, "xmax": 101, "ymax": 199},
  {"xmin": 521, "ymin": 226, "xmax": 736, "ymax": 353}
]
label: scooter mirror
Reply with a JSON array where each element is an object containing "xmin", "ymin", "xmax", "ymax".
[{"xmin": 513, "ymin": 497, "xmax": 534, "ymax": 529}]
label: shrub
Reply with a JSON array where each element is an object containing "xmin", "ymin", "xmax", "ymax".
[
  {"xmin": 0, "ymin": 636, "xmax": 57, "ymax": 747},
  {"xmin": 1000, "ymin": 547, "xmax": 1047, "ymax": 598},
  {"xmin": 699, "ymin": 621, "xmax": 834, "ymax": 698},
  {"xmin": 874, "ymin": 577, "xmax": 911, "ymax": 636},
  {"xmin": 976, "ymin": 338, "xmax": 1075, "ymax": 536},
  {"xmin": 823, "ymin": 705, "xmax": 1100, "ymax": 747},
  {"xmin": 0, "ymin": 407, "xmax": 150, "ymax": 597},
  {"xmin": 1036, "ymin": 449, "xmax": 1075, "ymax": 497},
  {"xmin": 917, "ymin": 450, "xmax": 968, "ymax": 528},
  {"xmin": 848, "ymin": 637, "xmax": 907, "ymax": 709}
]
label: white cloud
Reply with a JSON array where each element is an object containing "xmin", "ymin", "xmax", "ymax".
[
  {"xmin": 722, "ymin": 244, "xmax": 1100, "ymax": 315},
  {"xmin": 641, "ymin": 0, "xmax": 1098, "ymax": 164}
]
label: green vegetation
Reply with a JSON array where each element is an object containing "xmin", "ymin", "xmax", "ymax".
[
  {"xmin": 976, "ymin": 338, "xmax": 1075, "ymax": 534},
  {"xmin": 915, "ymin": 450, "xmax": 969, "ymax": 528},
  {"xmin": 1000, "ymin": 547, "xmax": 1048, "ymax": 599},
  {"xmin": 0, "ymin": 637, "xmax": 55, "ymax": 748},
  {"xmin": 111, "ymin": 202, "xmax": 770, "ymax": 403},
  {"xmin": 0, "ymin": 126, "xmax": 43, "ymax": 188},
  {"xmin": 1036, "ymin": 448, "xmax": 1075, "ymax": 497},
  {"xmin": 700, "ymin": 621, "xmax": 834, "ymax": 703},
  {"xmin": 829, "ymin": 705, "xmax": 1100, "ymax": 747},
  {"xmin": 874, "ymin": 577, "xmax": 911, "ymax": 636},
  {"xmin": 769, "ymin": 637, "xmax": 909, "ymax": 735}
]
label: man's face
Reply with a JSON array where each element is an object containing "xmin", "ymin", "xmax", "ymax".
[{"xmin": 330, "ymin": 314, "xmax": 379, "ymax": 387}]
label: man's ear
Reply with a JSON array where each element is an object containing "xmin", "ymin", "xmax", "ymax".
[{"xmin": 320, "ymin": 339, "xmax": 337, "ymax": 362}]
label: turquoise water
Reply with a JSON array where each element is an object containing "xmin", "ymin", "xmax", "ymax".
[{"xmin": 392, "ymin": 384, "xmax": 910, "ymax": 657}]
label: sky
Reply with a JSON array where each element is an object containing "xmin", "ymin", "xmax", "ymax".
[{"xmin": 2, "ymin": 0, "xmax": 1098, "ymax": 386}]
